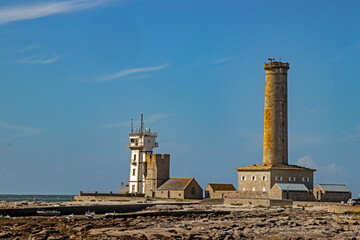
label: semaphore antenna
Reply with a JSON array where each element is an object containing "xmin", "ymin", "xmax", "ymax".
[
  {"xmin": 140, "ymin": 111, "xmax": 144, "ymax": 133},
  {"xmin": 131, "ymin": 118, "xmax": 133, "ymax": 133}
]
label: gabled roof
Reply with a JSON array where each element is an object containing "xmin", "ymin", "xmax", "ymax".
[
  {"xmin": 207, "ymin": 184, "xmax": 236, "ymax": 191},
  {"xmin": 236, "ymin": 164, "xmax": 316, "ymax": 172},
  {"xmin": 157, "ymin": 178, "xmax": 193, "ymax": 191},
  {"xmin": 317, "ymin": 184, "xmax": 350, "ymax": 193},
  {"xmin": 274, "ymin": 183, "xmax": 309, "ymax": 192}
]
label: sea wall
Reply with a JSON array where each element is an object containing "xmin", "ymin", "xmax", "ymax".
[
  {"xmin": 0, "ymin": 202, "xmax": 194, "ymax": 217},
  {"xmin": 328, "ymin": 205, "xmax": 360, "ymax": 214},
  {"xmin": 224, "ymin": 198, "xmax": 293, "ymax": 206}
]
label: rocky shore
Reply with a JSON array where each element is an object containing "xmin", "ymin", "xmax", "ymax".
[{"xmin": 0, "ymin": 204, "xmax": 359, "ymax": 239}]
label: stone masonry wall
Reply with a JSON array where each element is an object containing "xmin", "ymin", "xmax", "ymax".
[{"xmin": 263, "ymin": 62, "xmax": 289, "ymax": 165}]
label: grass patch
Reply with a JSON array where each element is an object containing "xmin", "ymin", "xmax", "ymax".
[
  {"xmin": 255, "ymin": 205, "xmax": 271, "ymax": 208},
  {"xmin": 343, "ymin": 211, "xmax": 360, "ymax": 215},
  {"xmin": 230, "ymin": 203, "xmax": 243, "ymax": 206},
  {"xmin": 148, "ymin": 197, "xmax": 168, "ymax": 200}
]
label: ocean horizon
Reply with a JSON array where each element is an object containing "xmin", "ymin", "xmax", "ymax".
[{"xmin": 0, "ymin": 194, "xmax": 75, "ymax": 202}]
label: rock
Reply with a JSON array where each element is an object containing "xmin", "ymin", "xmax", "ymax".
[
  {"xmin": 29, "ymin": 230, "xmax": 49, "ymax": 240},
  {"xmin": 214, "ymin": 230, "xmax": 228, "ymax": 239},
  {"xmin": 148, "ymin": 233, "xmax": 169, "ymax": 240},
  {"xmin": 224, "ymin": 235, "xmax": 235, "ymax": 240},
  {"xmin": 48, "ymin": 236, "xmax": 65, "ymax": 240},
  {"xmin": 0, "ymin": 232, "xmax": 12, "ymax": 238},
  {"xmin": 233, "ymin": 230, "xmax": 247, "ymax": 239},
  {"xmin": 170, "ymin": 235, "xmax": 182, "ymax": 239}
]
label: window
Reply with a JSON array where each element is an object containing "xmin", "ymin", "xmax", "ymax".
[
  {"xmin": 261, "ymin": 176, "xmax": 266, "ymax": 181},
  {"xmin": 289, "ymin": 177, "xmax": 292, "ymax": 181},
  {"xmin": 242, "ymin": 188, "xmax": 246, "ymax": 191},
  {"xmin": 293, "ymin": 177, "xmax": 296, "ymax": 181},
  {"xmin": 252, "ymin": 187, "xmax": 255, "ymax": 192},
  {"xmin": 275, "ymin": 176, "xmax": 278, "ymax": 181},
  {"xmin": 132, "ymin": 169, "xmax": 136, "ymax": 176},
  {"xmin": 251, "ymin": 176, "xmax": 256, "ymax": 181},
  {"xmin": 131, "ymin": 185, "xmax": 135, "ymax": 192},
  {"xmin": 302, "ymin": 177, "xmax": 305, "ymax": 182},
  {"xmin": 241, "ymin": 176, "xmax": 246, "ymax": 181},
  {"xmin": 306, "ymin": 177, "xmax": 310, "ymax": 182},
  {"xmin": 280, "ymin": 177, "xmax": 283, "ymax": 181},
  {"xmin": 263, "ymin": 187, "xmax": 266, "ymax": 192}
]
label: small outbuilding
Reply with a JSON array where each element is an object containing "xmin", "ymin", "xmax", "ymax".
[
  {"xmin": 270, "ymin": 183, "xmax": 314, "ymax": 201},
  {"xmin": 155, "ymin": 178, "xmax": 203, "ymax": 199},
  {"xmin": 313, "ymin": 184, "xmax": 351, "ymax": 202},
  {"xmin": 205, "ymin": 183, "xmax": 237, "ymax": 198}
]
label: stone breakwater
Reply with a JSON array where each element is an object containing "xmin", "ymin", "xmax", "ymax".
[{"xmin": 0, "ymin": 205, "xmax": 359, "ymax": 239}]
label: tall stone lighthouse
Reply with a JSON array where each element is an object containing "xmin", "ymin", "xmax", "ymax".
[
  {"xmin": 263, "ymin": 61, "xmax": 289, "ymax": 165},
  {"xmin": 127, "ymin": 113, "xmax": 158, "ymax": 194},
  {"xmin": 236, "ymin": 60, "xmax": 315, "ymax": 197}
]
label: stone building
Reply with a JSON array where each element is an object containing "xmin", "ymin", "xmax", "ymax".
[
  {"xmin": 313, "ymin": 184, "xmax": 351, "ymax": 202},
  {"xmin": 143, "ymin": 154, "xmax": 170, "ymax": 198},
  {"xmin": 234, "ymin": 61, "xmax": 316, "ymax": 200},
  {"xmin": 142, "ymin": 153, "xmax": 203, "ymax": 199},
  {"xmin": 236, "ymin": 164, "xmax": 315, "ymax": 199},
  {"xmin": 155, "ymin": 178, "xmax": 203, "ymax": 199},
  {"xmin": 269, "ymin": 183, "xmax": 314, "ymax": 201},
  {"xmin": 205, "ymin": 184, "xmax": 236, "ymax": 199}
]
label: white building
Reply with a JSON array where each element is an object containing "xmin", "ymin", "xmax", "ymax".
[{"xmin": 127, "ymin": 113, "xmax": 158, "ymax": 194}]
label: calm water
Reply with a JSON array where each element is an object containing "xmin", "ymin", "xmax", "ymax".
[{"xmin": 0, "ymin": 194, "xmax": 74, "ymax": 202}]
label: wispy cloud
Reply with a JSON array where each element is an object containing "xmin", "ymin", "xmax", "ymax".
[
  {"xmin": 0, "ymin": 0, "xmax": 110, "ymax": 25},
  {"xmin": 341, "ymin": 126, "xmax": 360, "ymax": 142},
  {"xmin": 212, "ymin": 57, "xmax": 233, "ymax": 64},
  {"xmin": 297, "ymin": 156, "xmax": 346, "ymax": 182},
  {"xmin": 13, "ymin": 54, "xmax": 59, "ymax": 64},
  {"xmin": 0, "ymin": 122, "xmax": 39, "ymax": 142},
  {"xmin": 96, "ymin": 63, "xmax": 170, "ymax": 82},
  {"xmin": 98, "ymin": 113, "xmax": 169, "ymax": 129},
  {"xmin": 330, "ymin": 41, "xmax": 360, "ymax": 62},
  {"xmin": 18, "ymin": 44, "xmax": 39, "ymax": 53}
]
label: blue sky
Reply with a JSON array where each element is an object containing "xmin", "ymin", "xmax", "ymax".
[{"xmin": 0, "ymin": 0, "xmax": 359, "ymax": 197}]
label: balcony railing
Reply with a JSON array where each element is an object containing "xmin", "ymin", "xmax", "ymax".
[
  {"xmin": 129, "ymin": 132, "xmax": 157, "ymax": 137},
  {"xmin": 126, "ymin": 142, "xmax": 141, "ymax": 148}
]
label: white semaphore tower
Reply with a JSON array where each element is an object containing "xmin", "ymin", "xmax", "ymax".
[{"xmin": 127, "ymin": 113, "xmax": 158, "ymax": 194}]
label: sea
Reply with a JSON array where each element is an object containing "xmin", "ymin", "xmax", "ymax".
[{"xmin": 0, "ymin": 194, "xmax": 75, "ymax": 202}]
